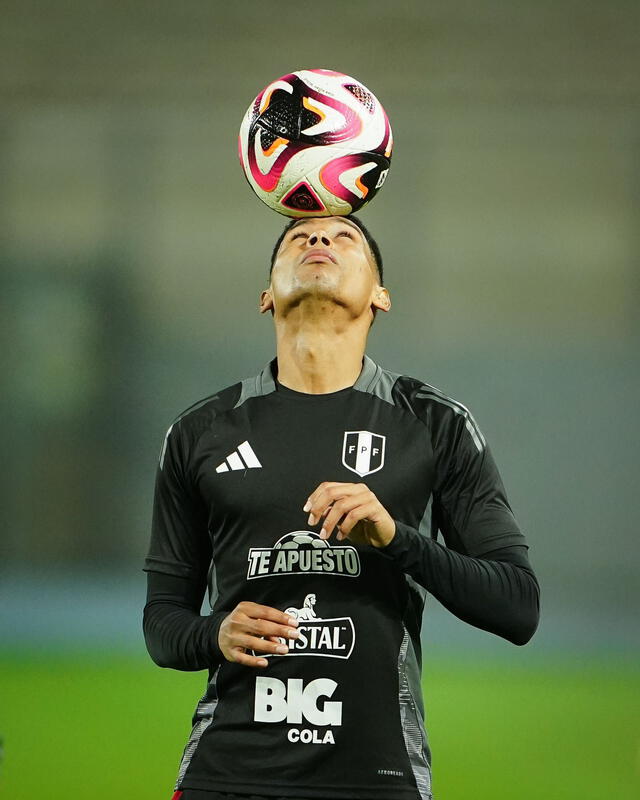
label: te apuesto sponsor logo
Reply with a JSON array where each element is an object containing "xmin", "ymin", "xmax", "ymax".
[
  {"xmin": 250, "ymin": 593, "xmax": 355, "ymax": 660},
  {"xmin": 246, "ymin": 530, "xmax": 361, "ymax": 580}
]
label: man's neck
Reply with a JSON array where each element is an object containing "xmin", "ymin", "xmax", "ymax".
[{"xmin": 274, "ymin": 332, "xmax": 366, "ymax": 395}]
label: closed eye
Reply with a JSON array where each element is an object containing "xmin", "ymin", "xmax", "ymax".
[{"xmin": 289, "ymin": 227, "xmax": 355, "ymax": 241}]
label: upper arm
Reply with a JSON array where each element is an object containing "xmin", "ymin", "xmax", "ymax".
[
  {"xmin": 431, "ymin": 402, "xmax": 528, "ymax": 557},
  {"xmin": 144, "ymin": 420, "xmax": 212, "ymax": 581},
  {"xmin": 145, "ymin": 568, "xmax": 209, "ymax": 613}
]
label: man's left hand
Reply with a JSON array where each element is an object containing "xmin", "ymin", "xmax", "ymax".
[{"xmin": 302, "ymin": 482, "xmax": 396, "ymax": 548}]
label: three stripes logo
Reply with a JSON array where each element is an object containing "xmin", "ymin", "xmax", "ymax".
[{"xmin": 216, "ymin": 440, "xmax": 262, "ymax": 473}]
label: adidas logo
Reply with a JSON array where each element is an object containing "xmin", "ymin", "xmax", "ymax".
[{"xmin": 216, "ymin": 440, "xmax": 262, "ymax": 473}]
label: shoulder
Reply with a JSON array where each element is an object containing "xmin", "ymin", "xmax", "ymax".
[
  {"xmin": 164, "ymin": 357, "xmax": 276, "ymax": 437},
  {"xmin": 158, "ymin": 358, "xmax": 276, "ymax": 462},
  {"xmin": 168, "ymin": 380, "xmax": 243, "ymax": 436},
  {"xmin": 373, "ymin": 361, "xmax": 487, "ymax": 454},
  {"xmin": 157, "ymin": 380, "xmax": 242, "ymax": 469}
]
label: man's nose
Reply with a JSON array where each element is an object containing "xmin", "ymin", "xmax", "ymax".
[{"xmin": 307, "ymin": 230, "xmax": 332, "ymax": 247}]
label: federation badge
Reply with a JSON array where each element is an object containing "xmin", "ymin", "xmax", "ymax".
[{"xmin": 342, "ymin": 430, "xmax": 386, "ymax": 477}]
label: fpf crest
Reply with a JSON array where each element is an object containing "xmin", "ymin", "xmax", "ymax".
[{"xmin": 341, "ymin": 431, "xmax": 386, "ymax": 477}]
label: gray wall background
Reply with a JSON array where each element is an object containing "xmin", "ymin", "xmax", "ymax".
[{"xmin": 1, "ymin": 0, "xmax": 638, "ymax": 654}]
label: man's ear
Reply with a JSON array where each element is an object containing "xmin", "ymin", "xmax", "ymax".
[
  {"xmin": 260, "ymin": 289, "xmax": 274, "ymax": 314},
  {"xmin": 371, "ymin": 286, "xmax": 391, "ymax": 313}
]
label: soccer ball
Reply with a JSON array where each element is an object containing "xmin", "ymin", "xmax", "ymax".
[
  {"xmin": 274, "ymin": 531, "xmax": 329, "ymax": 550},
  {"xmin": 238, "ymin": 68, "xmax": 393, "ymax": 217}
]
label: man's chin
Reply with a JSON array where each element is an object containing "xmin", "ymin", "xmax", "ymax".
[
  {"xmin": 291, "ymin": 276, "xmax": 340, "ymax": 295},
  {"xmin": 280, "ymin": 282, "xmax": 346, "ymax": 311}
]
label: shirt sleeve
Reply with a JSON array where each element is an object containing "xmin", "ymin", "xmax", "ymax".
[
  {"xmin": 142, "ymin": 420, "xmax": 225, "ymax": 670},
  {"xmin": 143, "ymin": 570, "xmax": 227, "ymax": 671},
  {"xmin": 379, "ymin": 529, "xmax": 540, "ymax": 645},
  {"xmin": 144, "ymin": 420, "xmax": 212, "ymax": 578},
  {"xmin": 431, "ymin": 402, "xmax": 527, "ymax": 556},
  {"xmin": 378, "ymin": 394, "xmax": 540, "ymax": 645}
]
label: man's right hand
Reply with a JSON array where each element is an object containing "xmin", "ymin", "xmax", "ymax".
[{"xmin": 217, "ymin": 601, "xmax": 300, "ymax": 668}]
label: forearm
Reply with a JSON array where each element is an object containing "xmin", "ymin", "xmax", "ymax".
[
  {"xmin": 380, "ymin": 521, "xmax": 540, "ymax": 645},
  {"xmin": 142, "ymin": 571, "xmax": 227, "ymax": 671}
]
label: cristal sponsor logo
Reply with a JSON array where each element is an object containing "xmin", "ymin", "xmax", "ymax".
[
  {"xmin": 250, "ymin": 593, "xmax": 355, "ymax": 660},
  {"xmin": 247, "ymin": 531, "xmax": 360, "ymax": 580},
  {"xmin": 254, "ymin": 676, "xmax": 341, "ymax": 745}
]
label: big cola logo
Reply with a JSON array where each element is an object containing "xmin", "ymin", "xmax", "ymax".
[{"xmin": 254, "ymin": 676, "xmax": 342, "ymax": 745}]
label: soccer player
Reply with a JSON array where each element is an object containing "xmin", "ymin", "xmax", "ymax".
[{"xmin": 143, "ymin": 215, "xmax": 540, "ymax": 800}]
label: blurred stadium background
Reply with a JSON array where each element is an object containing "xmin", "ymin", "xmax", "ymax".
[{"xmin": 1, "ymin": 1, "xmax": 638, "ymax": 798}]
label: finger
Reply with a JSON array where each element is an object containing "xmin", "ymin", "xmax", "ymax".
[
  {"xmin": 303, "ymin": 482, "xmax": 350, "ymax": 524},
  {"xmin": 229, "ymin": 647, "xmax": 270, "ymax": 669},
  {"xmin": 336, "ymin": 500, "xmax": 380, "ymax": 539},
  {"xmin": 231, "ymin": 651, "xmax": 267, "ymax": 668},
  {"xmin": 303, "ymin": 481, "xmax": 345, "ymax": 513},
  {"xmin": 320, "ymin": 489, "xmax": 373, "ymax": 537},
  {"xmin": 239, "ymin": 617, "xmax": 300, "ymax": 641},
  {"xmin": 235, "ymin": 633, "xmax": 292, "ymax": 656},
  {"xmin": 237, "ymin": 601, "xmax": 299, "ymax": 627},
  {"xmin": 318, "ymin": 497, "xmax": 353, "ymax": 538},
  {"xmin": 320, "ymin": 493, "xmax": 370, "ymax": 539},
  {"xmin": 306, "ymin": 483, "xmax": 368, "ymax": 526}
]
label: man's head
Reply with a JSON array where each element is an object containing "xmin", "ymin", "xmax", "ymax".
[
  {"xmin": 260, "ymin": 215, "xmax": 390, "ymax": 327},
  {"xmin": 269, "ymin": 214, "xmax": 384, "ymax": 286}
]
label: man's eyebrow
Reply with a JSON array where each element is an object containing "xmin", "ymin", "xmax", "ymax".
[{"xmin": 286, "ymin": 218, "xmax": 363, "ymax": 237}]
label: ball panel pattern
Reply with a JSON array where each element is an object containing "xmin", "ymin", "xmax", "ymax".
[
  {"xmin": 282, "ymin": 181, "xmax": 326, "ymax": 213},
  {"xmin": 239, "ymin": 69, "xmax": 392, "ymax": 217}
]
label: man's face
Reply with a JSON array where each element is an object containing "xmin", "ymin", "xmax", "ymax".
[{"xmin": 262, "ymin": 216, "xmax": 386, "ymax": 322}]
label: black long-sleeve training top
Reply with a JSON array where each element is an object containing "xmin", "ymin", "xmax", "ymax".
[{"xmin": 143, "ymin": 354, "xmax": 540, "ymax": 800}]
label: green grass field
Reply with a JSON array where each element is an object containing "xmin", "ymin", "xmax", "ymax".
[{"xmin": 1, "ymin": 651, "xmax": 638, "ymax": 799}]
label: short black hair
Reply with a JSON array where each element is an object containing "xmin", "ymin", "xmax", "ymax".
[{"xmin": 269, "ymin": 214, "xmax": 384, "ymax": 286}]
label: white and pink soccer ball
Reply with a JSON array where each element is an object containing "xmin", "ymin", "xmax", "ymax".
[{"xmin": 238, "ymin": 69, "xmax": 393, "ymax": 217}]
